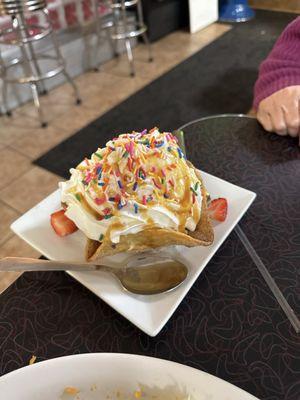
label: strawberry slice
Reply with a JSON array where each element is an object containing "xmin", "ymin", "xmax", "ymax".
[
  {"xmin": 50, "ymin": 209, "xmax": 78, "ymax": 237},
  {"xmin": 207, "ymin": 198, "xmax": 228, "ymax": 222}
]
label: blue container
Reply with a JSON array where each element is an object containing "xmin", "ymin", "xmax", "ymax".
[{"xmin": 219, "ymin": 0, "xmax": 255, "ymax": 22}]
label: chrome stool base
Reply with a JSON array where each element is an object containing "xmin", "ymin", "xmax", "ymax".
[
  {"xmin": 92, "ymin": 0, "xmax": 152, "ymax": 77},
  {"xmin": 0, "ymin": 5, "xmax": 81, "ymax": 127},
  {"xmin": 111, "ymin": 0, "xmax": 153, "ymax": 77}
]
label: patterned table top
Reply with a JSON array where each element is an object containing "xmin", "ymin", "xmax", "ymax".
[{"xmin": 0, "ymin": 115, "xmax": 299, "ymax": 400}]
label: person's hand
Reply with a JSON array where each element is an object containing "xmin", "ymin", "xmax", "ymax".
[{"xmin": 257, "ymin": 85, "xmax": 300, "ymax": 143}]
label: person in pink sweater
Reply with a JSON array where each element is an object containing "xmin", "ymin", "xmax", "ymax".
[{"xmin": 254, "ymin": 17, "xmax": 300, "ymax": 143}]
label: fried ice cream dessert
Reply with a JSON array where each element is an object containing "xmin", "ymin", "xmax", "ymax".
[{"xmin": 59, "ymin": 128, "xmax": 214, "ymax": 261}]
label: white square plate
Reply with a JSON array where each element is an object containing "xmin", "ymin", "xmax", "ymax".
[{"xmin": 11, "ymin": 171, "xmax": 256, "ymax": 336}]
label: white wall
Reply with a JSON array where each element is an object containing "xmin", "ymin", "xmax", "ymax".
[{"xmin": 188, "ymin": 1, "xmax": 219, "ymax": 34}]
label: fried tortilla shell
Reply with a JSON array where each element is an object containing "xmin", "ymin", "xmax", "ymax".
[{"xmin": 86, "ymin": 168, "xmax": 213, "ymax": 261}]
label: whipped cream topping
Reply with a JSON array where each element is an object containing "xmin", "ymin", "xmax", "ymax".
[{"xmin": 60, "ymin": 128, "xmax": 202, "ymax": 243}]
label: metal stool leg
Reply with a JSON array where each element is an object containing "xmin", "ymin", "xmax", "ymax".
[
  {"xmin": 52, "ymin": 32, "xmax": 81, "ymax": 104},
  {"xmin": 92, "ymin": 0, "xmax": 120, "ymax": 70},
  {"xmin": 141, "ymin": 31, "xmax": 153, "ymax": 62},
  {"xmin": 44, "ymin": 9, "xmax": 81, "ymax": 105},
  {"xmin": 2, "ymin": 80, "xmax": 11, "ymax": 116},
  {"xmin": 108, "ymin": 32, "xmax": 118, "ymax": 59},
  {"xmin": 91, "ymin": 0, "xmax": 102, "ymax": 71},
  {"xmin": 111, "ymin": 6, "xmax": 120, "ymax": 58},
  {"xmin": 106, "ymin": 0, "xmax": 152, "ymax": 77},
  {"xmin": 14, "ymin": 15, "xmax": 47, "ymax": 115},
  {"xmin": 120, "ymin": 0, "xmax": 135, "ymax": 77},
  {"xmin": 91, "ymin": 1, "xmax": 119, "ymax": 70},
  {"xmin": 14, "ymin": 14, "xmax": 47, "ymax": 95},
  {"xmin": 27, "ymin": 40, "xmax": 47, "ymax": 95},
  {"xmin": 106, "ymin": 25, "xmax": 118, "ymax": 59},
  {"xmin": 62, "ymin": 70, "xmax": 82, "ymax": 105},
  {"xmin": 136, "ymin": 0, "xmax": 153, "ymax": 62},
  {"xmin": 1, "ymin": 3, "xmax": 82, "ymax": 125},
  {"xmin": 0, "ymin": 51, "xmax": 11, "ymax": 116},
  {"xmin": 30, "ymin": 82, "xmax": 47, "ymax": 127},
  {"xmin": 125, "ymin": 38, "xmax": 134, "ymax": 77}
]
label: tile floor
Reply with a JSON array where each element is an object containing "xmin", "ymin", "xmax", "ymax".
[{"xmin": 0, "ymin": 23, "xmax": 232, "ymax": 293}]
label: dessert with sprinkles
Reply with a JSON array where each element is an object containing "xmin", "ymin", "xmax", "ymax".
[{"xmin": 51, "ymin": 128, "xmax": 216, "ymax": 260}]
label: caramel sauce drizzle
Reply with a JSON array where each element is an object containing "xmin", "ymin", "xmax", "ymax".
[{"xmin": 69, "ymin": 131, "xmax": 202, "ymax": 238}]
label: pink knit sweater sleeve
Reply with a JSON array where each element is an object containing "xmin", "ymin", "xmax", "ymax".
[{"xmin": 253, "ymin": 17, "xmax": 300, "ymax": 109}]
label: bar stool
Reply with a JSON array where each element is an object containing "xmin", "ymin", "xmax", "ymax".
[
  {"xmin": 99, "ymin": 0, "xmax": 152, "ymax": 77},
  {"xmin": 0, "ymin": 0, "xmax": 81, "ymax": 127}
]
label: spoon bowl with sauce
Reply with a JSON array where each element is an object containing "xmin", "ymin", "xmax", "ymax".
[{"xmin": 0, "ymin": 256, "xmax": 188, "ymax": 295}]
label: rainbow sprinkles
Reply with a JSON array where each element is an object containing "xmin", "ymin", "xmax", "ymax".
[{"xmin": 60, "ymin": 128, "xmax": 203, "ymax": 245}]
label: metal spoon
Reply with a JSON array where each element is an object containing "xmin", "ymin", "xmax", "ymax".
[{"xmin": 0, "ymin": 256, "xmax": 188, "ymax": 295}]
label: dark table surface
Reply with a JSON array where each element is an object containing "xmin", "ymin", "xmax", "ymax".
[{"xmin": 0, "ymin": 115, "xmax": 299, "ymax": 400}]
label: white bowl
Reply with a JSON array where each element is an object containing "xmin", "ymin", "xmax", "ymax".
[{"xmin": 0, "ymin": 353, "xmax": 259, "ymax": 400}]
